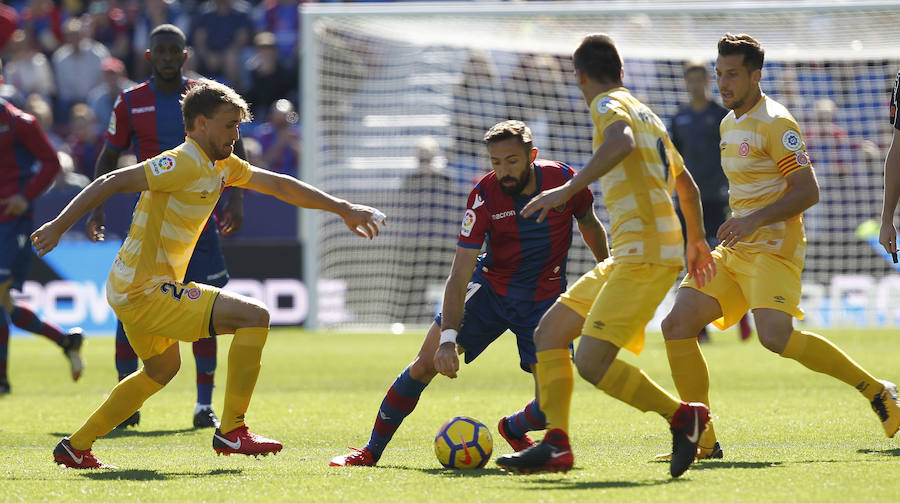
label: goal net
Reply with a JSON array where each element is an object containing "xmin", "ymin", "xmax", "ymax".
[{"xmin": 300, "ymin": 1, "xmax": 900, "ymax": 329}]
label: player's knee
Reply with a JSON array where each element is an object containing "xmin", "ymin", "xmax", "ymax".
[
  {"xmin": 240, "ymin": 298, "xmax": 270, "ymax": 328},
  {"xmin": 573, "ymin": 354, "xmax": 606, "ymax": 385},
  {"xmin": 661, "ymin": 309, "xmax": 691, "ymax": 340},
  {"xmin": 144, "ymin": 358, "xmax": 180, "ymax": 385},
  {"xmin": 757, "ymin": 330, "xmax": 789, "ymax": 354}
]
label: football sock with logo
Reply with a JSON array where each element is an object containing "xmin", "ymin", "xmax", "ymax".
[
  {"xmin": 365, "ymin": 366, "xmax": 429, "ymax": 461},
  {"xmin": 780, "ymin": 330, "xmax": 882, "ymax": 400},
  {"xmin": 665, "ymin": 338, "xmax": 717, "ymax": 444},
  {"xmin": 9, "ymin": 303, "xmax": 64, "ymax": 346},
  {"xmin": 220, "ymin": 327, "xmax": 268, "ymax": 434},
  {"xmin": 192, "ymin": 337, "xmax": 217, "ymax": 407},
  {"xmin": 504, "ymin": 398, "xmax": 547, "ymax": 439},
  {"xmin": 0, "ymin": 315, "xmax": 8, "ymax": 381},
  {"xmin": 596, "ymin": 359, "xmax": 681, "ymax": 422},
  {"xmin": 69, "ymin": 369, "xmax": 163, "ymax": 450},
  {"xmin": 535, "ymin": 349, "xmax": 574, "ymax": 433},
  {"xmin": 114, "ymin": 321, "xmax": 139, "ymax": 381}
]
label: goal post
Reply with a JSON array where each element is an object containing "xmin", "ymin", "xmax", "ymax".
[{"xmin": 300, "ymin": 0, "xmax": 900, "ymax": 329}]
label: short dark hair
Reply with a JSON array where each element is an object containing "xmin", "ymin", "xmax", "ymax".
[
  {"xmin": 181, "ymin": 79, "xmax": 251, "ymax": 131},
  {"xmin": 717, "ymin": 33, "xmax": 764, "ymax": 71},
  {"xmin": 149, "ymin": 24, "xmax": 186, "ymax": 47},
  {"xmin": 573, "ymin": 34, "xmax": 623, "ymax": 85},
  {"xmin": 483, "ymin": 120, "xmax": 533, "ymax": 152},
  {"xmin": 683, "ymin": 60, "xmax": 708, "ymax": 78}
]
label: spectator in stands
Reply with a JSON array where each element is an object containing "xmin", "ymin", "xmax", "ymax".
[
  {"xmin": 21, "ymin": 0, "xmax": 64, "ymax": 55},
  {"xmin": 254, "ymin": 0, "xmax": 299, "ymax": 68},
  {"xmin": 505, "ymin": 53, "xmax": 573, "ymax": 161},
  {"xmin": 3, "ymin": 30, "xmax": 55, "ymax": 104},
  {"xmin": 132, "ymin": 0, "xmax": 191, "ymax": 79},
  {"xmin": 244, "ymin": 31, "xmax": 296, "ymax": 121},
  {"xmin": 253, "ymin": 99, "xmax": 300, "ymax": 175},
  {"xmin": 64, "ymin": 103, "xmax": 104, "ymax": 178},
  {"xmin": 87, "ymin": 57, "xmax": 134, "ymax": 136},
  {"xmin": 25, "ymin": 93, "xmax": 63, "ymax": 150},
  {"xmin": 449, "ymin": 50, "xmax": 505, "ymax": 183},
  {"xmin": 48, "ymin": 151, "xmax": 90, "ymax": 193},
  {"xmin": 85, "ymin": 0, "xmax": 133, "ymax": 71},
  {"xmin": 52, "ymin": 18, "xmax": 110, "ymax": 118},
  {"xmin": 0, "ymin": 4, "xmax": 18, "ymax": 52},
  {"xmin": 191, "ymin": 0, "xmax": 253, "ymax": 87}
]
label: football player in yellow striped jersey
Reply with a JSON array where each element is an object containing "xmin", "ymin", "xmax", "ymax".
[
  {"xmin": 32, "ymin": 79, "xmax": 386, "ymax": 469},
  {"xmin": 496, "ymin": 34, "xmax": 715, "ymax": 478},
  {"xmin": 661, "ymin": 33, "xmax": 899, "ymax": 460}
]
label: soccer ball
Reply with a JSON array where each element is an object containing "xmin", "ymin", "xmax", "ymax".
[{"xmin": 433, "ymin": 416, "xmax": 493, "ymax": 469}]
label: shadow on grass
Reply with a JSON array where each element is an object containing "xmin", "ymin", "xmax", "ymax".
[
  {"xmin": 391, "ymin": 466, "xmax": 680, "ymax": 489},
  {"xmin": 50, "ymin": 427, "xmax": 196, "ymax": 439},
  {"xmin": 689, "ymin": 460, "xmax": 783, "ymax": 471},
  {"xmin": 857, "ymin": 447, "xmax": 900, "ymax": 457},
  {"xmin": 79, "ymin": 468, "xmax": 242, "ymax": 481},
  {"xmin": 386, "ymin": 466, "xmax": 507, "ymax": 478}
]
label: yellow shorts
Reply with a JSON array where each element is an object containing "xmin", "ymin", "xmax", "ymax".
[
  {"xmin": 680, "ymin": 246, "xmax": 804, "ymax": 330},
  {"xmin": 112, "ymin": 281, "xmax": 220, "ymax": 360},
  {"xmin": 558, "ymin": 258, "xmax": 681, "ymax": 355}
]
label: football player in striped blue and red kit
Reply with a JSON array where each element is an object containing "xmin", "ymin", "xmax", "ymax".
[
  {"xmin": 0, "ymin": 62, "xmax": 85, "ymax": 394},
  {"xmin": 330, "ymin": 120, "xmax": 610, "ymax": 466},
  {"xmin": 85, "ymin": 25, "xmax": 244, "ymax": 428}
]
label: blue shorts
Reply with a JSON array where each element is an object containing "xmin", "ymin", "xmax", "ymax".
[
  {"xmin": 435, "ymin": 279, "xmax": 556, "ymax": 373},
  {"xmin": 0, "ymin": 218, "xmax": 33, "ymax": 290},
  {"xmin": 183, "ymin": 226, "xmax": 229, "ymax": 288}
]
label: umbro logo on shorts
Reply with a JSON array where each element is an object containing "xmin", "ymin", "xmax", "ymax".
[
  {"xmin": 593, "ymin": 320, "xmax": 605, "ymax": 330},
  {"xmin": 773, "ymin": 295, "xmax": 785, "ymax": 304}
]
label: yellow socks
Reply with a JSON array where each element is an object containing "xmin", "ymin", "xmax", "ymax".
[
  {"xmin": 69, "ymin": 369, "xmax": 163, "ymax": 450},
  {"xmin": 596, "ymin": 359, "xmax": 681, "ymax": 421},
  {"xmin": 781, "ymin": 330, "xmax": 882, "ymax": 400},
  {"xmin": 220, "ymin": 327, "xmax": 269, "ymax": 433},
  {"xmin": 535, "ymin": 349, "xmax": 574, "ymax": 433},
  {"xmin": 665, "ymin": 338, "xmax": 716, "ymax": 444}
]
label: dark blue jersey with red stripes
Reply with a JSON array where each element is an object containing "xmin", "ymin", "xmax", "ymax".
[
  {"xmin": 0, "ymin": 97, "xmax": 60, "ymax": 224},
  {"xmin": 457, "ymin": 160, "xmax": 593, "ymax": 302}
]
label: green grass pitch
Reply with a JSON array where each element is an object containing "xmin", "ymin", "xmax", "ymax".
[{"xmin": 1, "ymin": 327, "xmax": 898, "ymax": 502}]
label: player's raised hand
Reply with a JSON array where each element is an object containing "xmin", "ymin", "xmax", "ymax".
[
  {"xmin": 434, "ymin": 342, "xmax": 460, "ymax": 379},
  {"xmin": 31, "ymin": 221, "xmax": 63, "ymax": 257},
  {"xmin": 0, "ymin": 194, "xmax": 28, "ymax": 217},
  {"xmin": 685, "ymin": 239, "xmax": 716, "ymax": 288},
  {"xmin": 716, "ymin": 215, "xmax": 758, "ymax": 248},
  {"xmin": 521, "ymin": 185, "xmax": 571, "ymax": 223},
  {"xmin": 85, "ymin": 206, "xmax": 106, "ymax": 242},
  {"xmin": 342, "ymin": 204, "xmax": 386, "ymax": 239},
  {"xmin": 879, "ymin": 220, "xmax": 898, "ymax": 256}
]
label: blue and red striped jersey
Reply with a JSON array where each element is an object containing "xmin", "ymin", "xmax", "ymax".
[
  {"xmin": 105, "ymin": 77, "xmax": 195, "ymax": 162},
  {"xmin": 0, "ymin": 97, "xmax": 60, "ymax": 224},
  {"xmin": 458, "ymin": 160, "xmax": 593, "ymax": 302}
]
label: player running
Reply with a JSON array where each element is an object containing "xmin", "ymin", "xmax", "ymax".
[
  {"xmin": 661, "ymin": 33, "xmax": 899, "ymax": 460},
  {"xmin": 37, "ymin": 79, "xmax": 386, "ymax": 469},
  {"xmin": 329, "ymin": 120, "xmax": 609, "ymax": 467},
  {"xmin": 87, "ymin": 24, "xmax": 244, "ymax": 429},
  {"xmin": 0, "ymin": 60, "xmax": 84, "ymax": 394},
  {"xmin": 495, "ymin": 34, "xmax": 715, "ymax": 478}
]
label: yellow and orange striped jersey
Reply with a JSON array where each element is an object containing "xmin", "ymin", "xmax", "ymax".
[
  {"xmin": 590, "ymin": 87, "xmax": 685, "ymax": 267},
  {"xmin": 719, "ymin": 94, "xmax": 810, "ymax": 264},
  {"xmin": 107, "ymin": 137, "xmax": 252, "ymax": 307}
]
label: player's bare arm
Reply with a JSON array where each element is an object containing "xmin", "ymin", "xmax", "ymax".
[
  {"xmin": 575, "ymin": 207, "xmax": 610, "ymax": 263},
  {"xmin": 220, "ymin": 140, "xmax": 248, "ymax": 235},
  {"xmin": 85, "ymin": 144, "xmax": 122, "ymax": 242},
  {"xmin": 521, "ymin": 120, "xmax": 633, "ymax": 222},
  {"xmin": 433, "ymin": 246, "xmax": 480, "ymax": 379},
  {"xmin": 32, "ymin": 164, "xmax": 150, "ymax": 257},
  {"xmin": 674, "ymin": 169, "xmax": 716, "ymax": 287},
  {"xmin": 879, "ymin": 129, "xmax": 900, "ymax": 254},
  {"xmin": 240, "ymin": 166, "xmax": 385, "ymax": 239},
  {"xmin": 717, "ymin": 167, "xmax": 819, "ymax": 248}
]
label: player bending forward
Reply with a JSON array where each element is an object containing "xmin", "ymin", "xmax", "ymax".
[
  {"xmin": 34, "ymin": 79, "xmax": 386, "ymax": 469},
  {"xmin": 330, "ymin": 120, "xmax": 608, "ymax": 467}
]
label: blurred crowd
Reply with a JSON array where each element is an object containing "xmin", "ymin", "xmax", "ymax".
[{"xmin": 0, "ymin": 0, "xmax": 303, "ymax": 182}]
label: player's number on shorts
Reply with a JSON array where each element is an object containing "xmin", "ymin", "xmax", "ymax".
[{"xmin": 161, "ymin": 282, "xmax": 186, "ymax": 301}]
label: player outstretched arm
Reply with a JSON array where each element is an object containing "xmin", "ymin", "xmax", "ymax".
[
  {"xmin": 880, "ymin": 128, "xmax": 900, "ymax": 254},
  {"xmin": 433, "ymin": 245, "xmax": 481, "ymax": 379},
  {"xmin": 32, "ymin": 165, "xmax": 150, "ymax": 256},
  {"xmin": 717, "ymin": 167, "xmax": 818, "ymax": 248},
  {"xmin": 575, "ymin": 207, "xmax": 610, "ymax": 263},
  {"xmin": 522, "ymin": 120, "xmax": 633, "ymax": 222},
  {"xmin": 239, "ymin": 166, "xmax": 385, "ymax": 239},
  {"xmin": 674, "ymin": 169, "xmax": 716, "ymax": 287}
]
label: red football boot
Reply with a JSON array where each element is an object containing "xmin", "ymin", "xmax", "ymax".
[{"xmin": 213, "ymin": 425, "xmax": 283, "ymax": 456}]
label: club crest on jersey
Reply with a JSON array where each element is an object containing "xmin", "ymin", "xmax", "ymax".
[
  {"xmin": 738, "ymin": 139, "xmax": 751, "ymax": 157},
  {"xmin": 461, "ymin": 209, "xmax": 476, "ymax": 237},
  {"xmin": 795, "ymin": 151, "xmax": 810, "ymax": 167},
  {"xmin": 149, "ymin": 155, "xmax": 176, "ymax": 176},
  {"xmin": 595, "ymin": 97, "xmax": 614, "ymax": 114},
  {"xmin": 782, "ymin": 130, "xmax": 802, "ymax": 151}
]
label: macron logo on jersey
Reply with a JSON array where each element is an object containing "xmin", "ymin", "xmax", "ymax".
[{"xmin": 132, "ymin": 106, "xmax": 155, "ymax": 114}]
